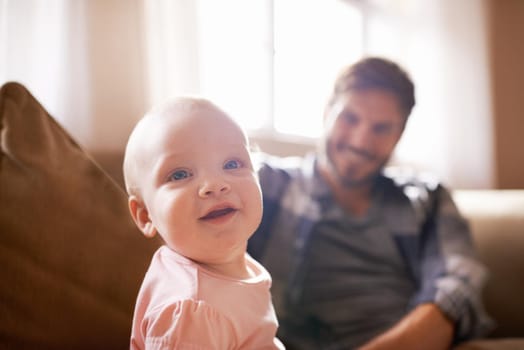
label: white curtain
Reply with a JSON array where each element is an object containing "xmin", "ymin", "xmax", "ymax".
[
  {"xmin": 0, "ymin": 0, "xmax": 87, "ymax": 139},
  {"xmin": 143, "ymin": 0, "xmax": 200, "ymax": 105},
  {"xmin": 0, "ymin": 0, "xmax": 148, "ymax": 153}
]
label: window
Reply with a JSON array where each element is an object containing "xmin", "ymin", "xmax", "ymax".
[
  {"xmin": 272, "ymin": 0, "xmax": 363, "ymax": 138},
  {"xmin": 195, "ymin": 0, "xmax": 363, "ymax": 139}
]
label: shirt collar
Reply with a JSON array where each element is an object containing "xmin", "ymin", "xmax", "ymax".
[
  {"xmin": 301, "ymin": 153, "xmax": 333, "ymax": 201},
  {"xmin": 306, "ymin": 153, "xmax": 391, "ymax": 217}
]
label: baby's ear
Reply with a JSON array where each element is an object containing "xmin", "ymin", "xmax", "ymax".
[{"xmin": 128, "ymin": 196, "xmax": 157, "ymax": 238}]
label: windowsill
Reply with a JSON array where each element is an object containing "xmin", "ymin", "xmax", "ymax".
[{"xmin": 247, "ymin": 129, "xmax": 317, "ymax": 157}]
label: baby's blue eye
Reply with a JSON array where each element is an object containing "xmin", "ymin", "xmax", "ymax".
[
  {"xmin": 169, "ymin": 169, "xmax": 191, "ymax": 181},
  {"xmin": 224, "ymin": 159, "xmax": 241, "ymax": 170}
]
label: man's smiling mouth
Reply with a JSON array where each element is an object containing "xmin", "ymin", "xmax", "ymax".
[{"xmin": 336, "ymin": 142, "xmax": 376, "ymax": 161}]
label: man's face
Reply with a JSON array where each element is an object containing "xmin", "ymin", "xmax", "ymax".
[{"xmin": 322, "ymin": 89, "xmax": 406, "ymax": 188}]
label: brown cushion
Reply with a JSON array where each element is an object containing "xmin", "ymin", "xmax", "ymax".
[{"xmin": 0, "ymin": 82, "xmax": 161, "ymax": 349}]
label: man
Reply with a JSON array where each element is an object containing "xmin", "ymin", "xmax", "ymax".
[{"xmin": 248, "ymin": 57, "xmax": 493, "ymax": 349}]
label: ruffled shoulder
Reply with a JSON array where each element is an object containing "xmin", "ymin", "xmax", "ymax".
[{"xmin": 143, "ymin": 299, "xmax": 237, "ymax": 349}]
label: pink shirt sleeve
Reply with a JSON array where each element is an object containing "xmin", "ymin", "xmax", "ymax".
[{"xmin": 140, "ymin": 299, "xmax": 237, "ymax": 350}]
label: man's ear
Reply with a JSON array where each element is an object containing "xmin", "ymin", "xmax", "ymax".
[
  {"xmin": 322, "ymin": 101, "xmax": 337, "ymax": 129},
  {"xmin": 323, "ymin": 102, "xmax": 331, "ymax": 121},
  {"xmin": 128, "ymin": 195, "xmax": 157, "ymax": 238}
]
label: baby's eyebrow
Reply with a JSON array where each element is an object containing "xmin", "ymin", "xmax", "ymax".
[{"xmin": 151, "ymin": 154, "xmax": 184, "ymax": 183}]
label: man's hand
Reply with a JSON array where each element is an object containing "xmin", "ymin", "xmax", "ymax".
[{"xmin": 357, "ymin": 303, "xmax": 454, "ymax": 350}]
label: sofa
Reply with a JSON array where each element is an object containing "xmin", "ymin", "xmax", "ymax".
[{"xmin": 1, "ymin": 82, "xmax": 523, "ymax": 349}]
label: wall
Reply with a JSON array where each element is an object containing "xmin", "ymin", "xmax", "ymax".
[
  {"xmin": 83, "ymin": 0, "xmax": 148, "ymax": 152},
  {"xmin": 488, "ymin": 0, "xmax": 524, "ymax": 189}
]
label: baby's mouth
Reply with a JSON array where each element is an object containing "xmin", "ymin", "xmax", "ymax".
[{"xmin": 199, "ymin": 207, "xmax": 237, "ymax": 220}]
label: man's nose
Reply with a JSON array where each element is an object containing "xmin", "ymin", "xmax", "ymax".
[
  {"xmin": 198, "ymin": 176, "xmax": 231, "ymax": 197},
  {"xmin": 350, "ymin": 124, "xmax": 374, "ymax": 150}
]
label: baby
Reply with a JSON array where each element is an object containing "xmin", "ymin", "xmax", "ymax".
[{"xmin": 124, "ymin": 97, "xmax": 284, "ymax": 349}]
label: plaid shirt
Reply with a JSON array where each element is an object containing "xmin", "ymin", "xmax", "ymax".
[{"xmin": 248, "ymin": 153, "xmax": 493, "ymax": 349}]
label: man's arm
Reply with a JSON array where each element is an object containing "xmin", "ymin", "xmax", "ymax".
[
  {"xmin": 357, "ymin": 303, "xmax": 453, "ymax": 350},
  {"xmin": 415, "ymin": 186, "xmax": 493, "ymax": 341},
  {"xmin": 369, "ymin": 179, "xmax": 492, "ymax": 349}
]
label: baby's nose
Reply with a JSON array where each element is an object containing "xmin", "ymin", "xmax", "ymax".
[{"xmin": 198, "ymin": 178, "xmax": 231, "ymax": 197}]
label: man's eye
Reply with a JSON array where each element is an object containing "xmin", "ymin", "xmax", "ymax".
[
  {"xmin": 169, "ymin": 169, "xmax": 191, "ymax": 181},
  {"xmin": 342, "ymin": 113, "xmax": 359, "ymax": 125},
  {"xmin": 373, "ymin": 124, "xmax": 393, "ymax": 135},
  {"xmin": 224, "ymin": 159, "xmax": 242, "ymax": 170}
]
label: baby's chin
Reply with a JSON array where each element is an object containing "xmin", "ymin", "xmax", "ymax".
[{"xmin": 174, "ymin": 238, "xmax": 249, "ymax": 262}]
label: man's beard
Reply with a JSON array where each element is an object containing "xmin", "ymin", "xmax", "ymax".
[
  {"xmin": 335, "ymin": 163, "xmax": 383, "ymax": 188},
  {"xmin": 322, "ymin": 141, "xmax": 388, "ymax": 189}
]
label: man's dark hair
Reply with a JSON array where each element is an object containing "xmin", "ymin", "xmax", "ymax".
[{"xmin": 328, "ymin": 57, "xmax": 416, "ymax": 119}]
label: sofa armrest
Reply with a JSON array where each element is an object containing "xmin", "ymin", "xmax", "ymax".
[
  {"xmin": 454, "ymin": 338, "xmax": 524, "ymax": 350},
  {"xmin": 452, "ymin": 190, "xmax": 524, "ymax": 338}
]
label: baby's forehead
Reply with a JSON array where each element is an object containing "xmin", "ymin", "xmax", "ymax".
[
  {"xmin": 151, "ymin": 100, "xmax": 232, "ymax": 129},
  {"xmin": 155, "ymin": 97, "xmax": 224, "ymax": 119},
  {"xmin": 129, "ymin": 97, "xmax": 246, "ymax": 151},
  {"xmin": 139, "ymin": 103, "xmax": 245, "ymax": 146}
]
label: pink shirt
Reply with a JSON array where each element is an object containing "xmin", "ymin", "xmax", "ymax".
[{"xmin": 130, "ymin": 246, "xmax": 284, "ymax": 349}]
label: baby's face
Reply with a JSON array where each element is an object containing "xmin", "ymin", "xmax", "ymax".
[{"xmin": 134, "ymin": 106, "xmax": 262, "ymax": 265}]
